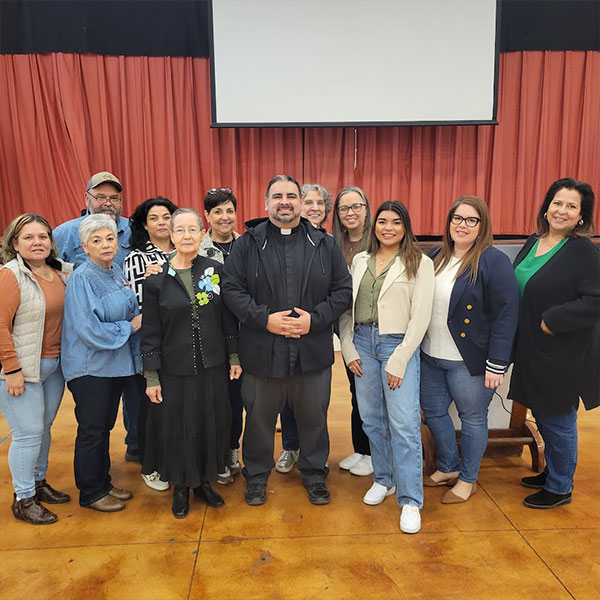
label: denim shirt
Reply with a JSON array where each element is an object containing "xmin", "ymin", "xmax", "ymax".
[
  {"xmin": 61, "ymin": 259, "xmax": 141, "ymax": 382},
  {"xmin": 53, "ymin": 215, "xmax": 131, "ymax": 269}
]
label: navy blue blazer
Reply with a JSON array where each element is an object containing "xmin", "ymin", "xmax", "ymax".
[{"xmin": 429, "ymin": 246, "xmax": 520, "ymax": 376}]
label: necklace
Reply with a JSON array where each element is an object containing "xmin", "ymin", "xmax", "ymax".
[{"xmin": 213, "ymin": 239, "xmax": 234, "ymax": 257}]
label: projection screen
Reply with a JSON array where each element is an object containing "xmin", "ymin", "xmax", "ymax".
[{"xmin": 209, "ymin": 0, "xmax": 500, "ymax": 127}]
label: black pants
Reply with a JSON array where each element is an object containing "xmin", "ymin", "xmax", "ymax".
[
  {"xmin": 69, "ymin": 375, "xmax": 130, "ymax": 506},
  {"xmin": 229, "ymin": 374, "xmax": 244, "ymax": 450},
  {"xmin": 346, "ymin": 363, "xmax": 370, "ymax": 456},
  {"xmin": 241, "ymin": 369, "xmax": 331, "ymax": 485}
]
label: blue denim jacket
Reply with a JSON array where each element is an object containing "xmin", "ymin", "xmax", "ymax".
[
  {"xmin": 53, "ymin": 215, "xmax": 131, "ymax": 269},
  {"xmin": 61, "ymin": 259, "xmax": 141, "ymax": 382}
]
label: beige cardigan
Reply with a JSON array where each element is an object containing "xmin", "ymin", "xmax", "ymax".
[{"xmin": 339, "ymin": 251, "xmax": 434, "ymax": 378}]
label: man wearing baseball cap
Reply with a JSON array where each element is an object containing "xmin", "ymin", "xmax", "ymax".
[
  {"xmin": 53, "ymin": 171, "xmax": 131, "ymax": 268},
  {"xmin": 53, "ymin": 171, "xmax": 141, "ymax": 463}
]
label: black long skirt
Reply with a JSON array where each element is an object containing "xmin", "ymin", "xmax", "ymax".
[{"xmin": 142, "ymin": 364, "xmax": 231, "ymax": 488}]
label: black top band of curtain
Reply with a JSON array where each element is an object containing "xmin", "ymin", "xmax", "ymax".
[{"xmin": 0, "ymin": 0, "xmax": 598, "ymax": 56}]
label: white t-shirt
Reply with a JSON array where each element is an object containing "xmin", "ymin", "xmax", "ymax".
[{"xmin": 422, "ymin": 256, "xmax": 463, "ymax": 361}]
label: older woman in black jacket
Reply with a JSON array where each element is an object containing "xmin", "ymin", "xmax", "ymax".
[
  {"xmin": 510, "ymin": 178, "xmax": 600, "ymax": 509},
  {"xmin": 141, "ymin": 208, "xmax": 240, "ymax": 518}
]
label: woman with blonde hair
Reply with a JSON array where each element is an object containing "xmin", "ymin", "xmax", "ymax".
[
  {"xmin": 420, "ymin": 196, "xmax": 519, "ymax": 503},
  {"xmin": 0, "ymin": 214, "xmax": 72, "ymax": 524}
]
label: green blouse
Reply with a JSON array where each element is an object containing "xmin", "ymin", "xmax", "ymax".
[
  {"xmin": 514, "ymin": 237, "xmax": 568, "ymax": 296},
  {"xmin": 354, "ymin": 254, "xmax": 394, "ymax": 324}
]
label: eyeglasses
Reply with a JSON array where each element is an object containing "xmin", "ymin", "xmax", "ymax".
[
  {"xmin": 338, "ymin": 203, "xmax": 366, "ymax": 215},
  {"xmin": 87, "ymin": 191, "xmax": 122, "ymax": 204},
  {"xmin": 206, "ymin": 188, "xmax": 232, "ymax": 195},
  {"xmin": 451, "ymin": 214, "xmax": 481, "ymax": 228},
  {"xmin": 172, "ymin": 226, "xmax": 203, "ymax": 236}
]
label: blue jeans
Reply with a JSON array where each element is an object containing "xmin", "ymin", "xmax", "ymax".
[
  {"xmin": 534, "ymin": 407, "xmax": 578, "ymax": 495},
  {"xmin": 353, "ymin": 324, "xmax": 422, "ymax": 508},
  {"xmin": 420, "ymin": 352, "xmax": 494, "ymax": 483},
  {"xmin": 280, "ymin": 403, "xmax": 299, "ymax": 451},
  {"xmin": 0, "ymin": 358, "xmax": 65, "ymax": 499}
]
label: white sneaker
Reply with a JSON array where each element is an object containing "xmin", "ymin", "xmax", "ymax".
[
  {"xmin": 339, "ymin": 452, "xmax": 364, "ymax": 470},
  {"xmin": 275, "ymin": 450, "xmax": 299, "ymax": 473},
  {"xmin": 141, "ymin": 471, "xmax": 169, "ymax": 491},
  {"xmin": 363, "ymin": 482, "xmax": 396, "ymax": 505},
  {"xmin": 349, "ymin": 455, "xmax": 374, "ymax": 476},
  {"xmin": 400, "ymin": 505, "xmax": 421, "ymax": 534},
  {"xmin": 229, "ymin": 448, "xmax": 241, "ymax": 474},
  {"xmin": 216, "ymin": 467, "xmax": 234, "ymax": 485}
]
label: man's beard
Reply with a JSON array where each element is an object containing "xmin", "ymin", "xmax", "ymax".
[
  {"xmin": 273, "ymin": 206, "xmax": 298, "ymax": 225},
  {"xmin": 92, "ymin": 205, "xmax": 120, "ymax": 222}
]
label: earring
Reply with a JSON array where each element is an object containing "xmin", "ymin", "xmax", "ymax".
[
  {"xmin": 578, "ymin": 219, "xmax": 584, "ymax": 226},
  {"xmin": 544, "ymin": 212, "xmax": 548, "ymax": 220}
]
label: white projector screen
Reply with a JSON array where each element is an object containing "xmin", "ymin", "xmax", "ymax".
[{"xmin": 209, "ymin": 0, "xmax": 500, "ymax": 127}]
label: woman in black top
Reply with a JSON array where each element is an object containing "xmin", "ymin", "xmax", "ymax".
[
  {"xmin": 141, "ymin": 208, "xmax": 241, "ymax": 518},
  {"xmin": 510, "ymin": 178, "xmax": 600, "ymax": 509}
]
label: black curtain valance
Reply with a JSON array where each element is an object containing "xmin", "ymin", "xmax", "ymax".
[{"xmin": 0, "ymin": 0, "xmax": 598, "ymax": 56}]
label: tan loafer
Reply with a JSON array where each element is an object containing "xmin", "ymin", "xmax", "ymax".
[
  {"xmin": 441, "ymin": 483, "xmax": 478, "ymax": 504},
  {"xmin": 108, "ymin": 487, "xmax": 133, "ymax": 501},
  {"xmin": 88, "ymin": 494, "xmax": 125, "ymax": 512}
]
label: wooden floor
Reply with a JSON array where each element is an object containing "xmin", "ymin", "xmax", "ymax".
[{"xmin": 1, "ymin": 353, "xmax": 598, "ymax": 600}]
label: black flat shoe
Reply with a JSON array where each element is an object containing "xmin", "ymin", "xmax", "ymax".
[
  {"xmin": 523, "ymin": 489, "xmax": 572, "ymax": 509},
  {"xmin": 35, "ymin": 479, "xmax": 71, "ymax": 504},
  {"xmin": 12, "ymin": 494, "xmax": 58, "ymax": 525},
  {"xmin": 521, "ymin": 472, "xmax": 547, "ymax": 489},
  {"xmin": 172, "ymin": 486, "xmax": 190, "ymax": 519},
  {"xmin": 193, "ymin": 482, "xmax": 224, "ymax": 508}
]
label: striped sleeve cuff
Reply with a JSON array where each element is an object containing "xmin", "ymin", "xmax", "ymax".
[{"xmin": 485, "ymin": 360, "xmax": 508, "ymax": 375}]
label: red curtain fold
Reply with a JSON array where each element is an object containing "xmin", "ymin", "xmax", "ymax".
[{"xmin": 1, "ymin": 51, "xmax": 598, "ymax": 234}]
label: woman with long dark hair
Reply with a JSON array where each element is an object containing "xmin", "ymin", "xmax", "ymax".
[
  {"xmin": 332, "ymin": 186, "xmax": 374, "ymax": 476},
  {"xmin": 340, "ymin": 201, "xmax": 434, "ymax": 533},
  {"xmin": 420, "ymin": 196, "xmax": 519, "ymax": 504}
]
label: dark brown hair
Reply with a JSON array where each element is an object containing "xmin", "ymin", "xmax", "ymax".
[
  {"xmin": 368, "ymin": 201, "xmax": 423, "ymax": 280},
  {"xmin": 536, "ymin": 177, "xmax": 595, "ymax": 238}
]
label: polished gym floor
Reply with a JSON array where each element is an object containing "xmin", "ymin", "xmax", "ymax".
[{"xmin": 1, "ymin": 354, "xmax": 598, "ymax": 599}]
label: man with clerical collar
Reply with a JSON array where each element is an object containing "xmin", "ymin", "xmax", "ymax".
[
  {"xmin": 53, "ymin": 171, "xmax": 131, "ymax": 269},
  {"xmin": 223, "ymin": 175, "xmax": 352, "ymax": 506}
]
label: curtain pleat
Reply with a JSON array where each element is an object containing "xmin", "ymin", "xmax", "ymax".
[{"xmin": 0, "ymin": 51, "xmax": 598, "ymax": 234}]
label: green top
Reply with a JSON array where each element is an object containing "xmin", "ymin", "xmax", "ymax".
[
  {"xmin": 514, "ymin": 237, "xmax": 568, "ymax": 296},
  {"xmin": 145, "ymin": 265, "xmax": 239, "ymax": 387},
  {"xmin": 354, "ymin": 254, "xmax": 394, "ymax": 324}
]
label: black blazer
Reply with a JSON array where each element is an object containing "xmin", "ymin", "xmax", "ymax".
[
  {"xmin": 141, "ymin": 255, "xmax": 238, "ymax": 377},
  {"xmin": 509, "ymin": 235, "xmax": 600, "ymax": 413},
  {"xmin": 429, "ymin": 246, "xmax": 520, "ymax": 376}
]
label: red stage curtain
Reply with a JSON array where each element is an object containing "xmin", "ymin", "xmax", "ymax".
[{"xmin": 0, "ymin": 51, "xmax": 598, "ymax": 234}]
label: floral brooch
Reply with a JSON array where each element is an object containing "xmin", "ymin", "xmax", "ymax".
[{"xmin": 196, "ymin": 267, "xmax": 221, "ymax": 306}]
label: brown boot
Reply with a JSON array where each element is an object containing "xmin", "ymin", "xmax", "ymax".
[
  {"xmin": 12, "ymin": 494, "xmax": 58, "ymax": 525},
  {"xmin": 35, "ymin": 479, "xmax": 71, "ymax": 504}
]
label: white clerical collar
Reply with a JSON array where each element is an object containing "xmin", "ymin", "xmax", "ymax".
[{"xmin": 280, "ymin": 228, "xmax": 292, "ymax": 235}]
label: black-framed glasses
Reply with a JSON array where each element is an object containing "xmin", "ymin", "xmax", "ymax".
[
  {"xmin": 451, "ymin": 214, "xmax": 481, "ymax": 228},
  {"xmin": 206, "ymin": 187, "xmax": 232, "ymax": 195},
  {"xmin": 338, "ymin": 202, "xmax": 366, "ymax": 215},
  {"xmin": 87, "ymin": 191, "xmax": 122, "ymax": 204}
]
